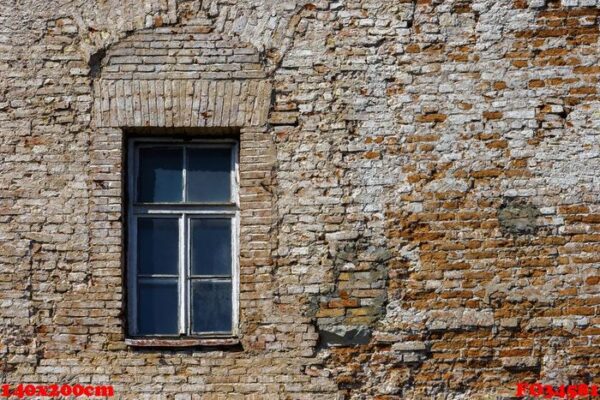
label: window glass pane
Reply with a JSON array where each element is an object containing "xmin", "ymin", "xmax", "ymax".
[
  {"xmin": 138, "ymin": 147, "xmax": 183, "ymax": 202},
  {"xmin": 187, "ymin": 147, "xmax": 231, "ymax": 202},
  {"xmin": 138, "ymin": 279, "xmax": 178, "ymax": 335},
  {"xmin": 191, "ymin": 218, "xmax": 231, "ymax": 276},
  {"xmin": 138, "ymin": 218, "xmax": 179, "ymax": 275},
  {"xmin": 191, "ymin": 280, "xmax": 232, "ymax": 333}
]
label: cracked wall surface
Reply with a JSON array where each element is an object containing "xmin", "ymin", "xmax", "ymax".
[{"xmin": 1, "ymin": 0, "xmax": 600, "ymax": 399}]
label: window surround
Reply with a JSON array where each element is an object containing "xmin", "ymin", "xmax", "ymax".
[{"xmin": 126, "ymin": 136, "xmax": 240, "ymax": 344}]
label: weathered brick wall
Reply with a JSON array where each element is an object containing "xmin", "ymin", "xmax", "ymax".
[{"xmin": 1, "ymin": 0, "xmax": 599, "ymax": 399}]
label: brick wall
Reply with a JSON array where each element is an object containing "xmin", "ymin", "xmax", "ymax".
[{"xmin": 1, "ymin": 0, "xmax": 599, "ymax": 398}]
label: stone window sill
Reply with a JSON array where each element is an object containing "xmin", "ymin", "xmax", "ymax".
[{"xmin": 125, "ymin": 337, "xmax": 239, "ymax": 347}]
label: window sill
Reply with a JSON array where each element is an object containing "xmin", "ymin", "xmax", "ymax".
[{"xmin": 125, "ymin": 337, "xmax": 240, "ymax": 347}]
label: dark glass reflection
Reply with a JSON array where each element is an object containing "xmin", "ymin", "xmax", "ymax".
[
  {"xmin": 191, "ymin": 281, "xmax": 232, "ymax": 333},
  {"xmin": 138, "ymin": 279, "xmax": 178, "ymax": 335},
  {"xmin": 138, "ymin": 147, "xmax": 183, "ymax": 202},
  {"xmin": 191, "ymin": 218, "xmax": 231, "ymax": 276},
  {"xmin": 138, "ymin": 218, "xmax": 179, "ymax": 275},
  {"xmin": 187, "ymin": 148, "xmax": 231, "ymax": 202}
]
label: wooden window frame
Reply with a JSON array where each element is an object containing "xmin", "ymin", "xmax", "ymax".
[{"xmin": 126, "ymin": 137, "xmax": 240, "ymax": 341}]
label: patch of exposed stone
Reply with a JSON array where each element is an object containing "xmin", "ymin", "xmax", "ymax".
[
  {"xmin": 310, "ymin": 240, "xmax": 393, "ymax": 348},
  {"xmin": 497, "ymin": 198, "xmax": 542, "ymax": 236}
]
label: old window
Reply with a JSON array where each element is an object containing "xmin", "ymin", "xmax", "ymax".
[{"xmin": 127, "ymin": 138, "xmax": 239, "ymax": 338}]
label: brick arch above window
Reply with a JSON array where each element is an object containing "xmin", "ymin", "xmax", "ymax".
[{"xmin": 93, "ymin": 27, "xmax": 272, "ymax": 128}]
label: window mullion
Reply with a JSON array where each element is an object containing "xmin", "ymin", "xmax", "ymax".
[
  {"xmin": 182, "ymin": 145, "xmax": 187, "ymax": 336},
  {"xmin": 182, "ymin": 144, "xmax": 187, "ymax": 202},
  {"xmin": 185, "ymin": 213, "xmax": 191, "ymax": 336},
  {"xmin": 178, "ymin": 213, "xmax": 186, "ymax": 335}
]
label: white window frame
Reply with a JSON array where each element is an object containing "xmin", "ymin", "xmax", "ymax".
[{"xmin": 127, "ymin": 137, "xmax": 239, "ymax": 338}]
